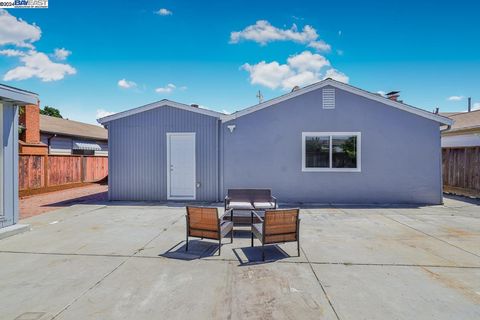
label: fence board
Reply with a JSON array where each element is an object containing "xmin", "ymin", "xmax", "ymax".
[
  {"xmin": 443, "ymin": 147, "xmax": 480, "ymax": 197},
  {"xmin": 19, "ymin": 154, "xmax": 108, "ymax": 192}
]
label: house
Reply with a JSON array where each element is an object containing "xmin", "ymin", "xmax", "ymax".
[
  {"xmin": 98, "ymin": 79, "xmax": 452, "ymax": 204},
  {"xmin": 19, "ymin": 104, "xmax": 108, "ymax": 156},
  {"xmin": 441, "ymin": 110, "xmax": 480, "ymax": 147},
  {"xmin": 0, "ymin": 84, "xmax": 38, "ymax": 231},
  {"xmin": 440, "ymin": 110, "xmax": 480, "ymax": 198}
]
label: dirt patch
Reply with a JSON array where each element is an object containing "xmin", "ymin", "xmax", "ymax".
[
  {"xmin": 445, "ymin": 227, "xmax": 475, "ymax": 237},
  {"xmin": 421, "ymin": 267, "xmax": 480, "ymax": 304}
]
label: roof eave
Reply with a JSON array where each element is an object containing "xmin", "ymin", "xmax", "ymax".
[
  {"xmin": 97, "ymin": 99, "xmax": 226, "ymax": 124},
  {"xmin": 40, "ymin": 130, "xmax": 108, "ymax": 141},
  {"xmin": 0, "ymin": 84, "xmax": 38, "ymax": 105},
  {"xmin": 222, "ymin": 79, "xmax": 454, "ymax": 126}
]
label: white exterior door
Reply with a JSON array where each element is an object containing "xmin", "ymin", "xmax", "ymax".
[{"xmin": 167, "ymin": 133, "xmax": 196, "ymax": 200}]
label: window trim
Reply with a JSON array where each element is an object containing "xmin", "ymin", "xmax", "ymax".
[{"xmin": 302, "ymin": 132, "xmax": 361, "ymax": 172}]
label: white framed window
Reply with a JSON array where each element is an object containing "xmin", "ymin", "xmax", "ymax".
[{"xmin": 302, "ymin": 132, "xmax": 361, "ymax": 172}]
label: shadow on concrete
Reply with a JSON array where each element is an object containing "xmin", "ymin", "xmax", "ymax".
[
  {"xmin": 230, "ymin": 229, "xmax": 252, "ymax": 239},
  {"xmin": 44, "ymin": 191, "xmax": 108, "ymax": 208},
  {"xmin": 233, "ymin": 245, "xmax": 291, "ymax": 265},
  {"xmin": 61, "ymin": 201, "xmax": 433, "ymax": 209},
  {"xmin": 160, "ymin": 240, "xmax": 220, "ymax": 261},
  {"xmin": 443, "ymin": 194, "xmax": 480, "ymax": 206}
]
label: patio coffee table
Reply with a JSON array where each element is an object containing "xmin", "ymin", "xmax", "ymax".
[{"xmin": 223, "ymin": 209, "xmax": 265, "ymax": 225}]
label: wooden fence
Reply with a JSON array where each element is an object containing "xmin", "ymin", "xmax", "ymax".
[
  {"xmin": 442, "ymin": 147, "xmax": 480, "ymax": 197},
  {"xmin": 19, "ymin": 154, "xmax": 108, "ymax": 194}
]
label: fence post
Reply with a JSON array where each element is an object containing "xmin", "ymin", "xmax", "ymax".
[
  {"xmin": 81, "ymin": 156, "xmax": 86, "ymax": 183},
  {"xmin": 44, "ymin": 154, "xmax": 49, "ymax": 188}
]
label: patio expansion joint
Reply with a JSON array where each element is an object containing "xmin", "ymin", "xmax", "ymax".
[
  {"xmin": 2, "ymin": 250, "xmax": 480, "ymax": 269},
  {"xmin": 382, "ymin": 212, "xmax": 480, "ymax": 259},
  {"xmin": 49, "ymin": 214, "xmax": 184, "ymax": 320},
  {"xmin": 300, "ymin": 246, "xmax": 341, "ymax": 320}
]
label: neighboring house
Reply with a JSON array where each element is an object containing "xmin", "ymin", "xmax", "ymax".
[
  {"xmin": 440, "ymin": 110, "xmax": 480, "ymax": 147},
  {"xmin": 40, "ymin": 115, "xmax": 108, "ymax": 156},
  {"xmin": 98, "ymin": 79, "xmax": 452, "ymax": 204},
  {"xmin": 19, "ymin": 104, "xmax": 108, "ymax": 156},
  {"xmin": 0, "ymin": 84, "xmax": 38, "ymax": 229}
]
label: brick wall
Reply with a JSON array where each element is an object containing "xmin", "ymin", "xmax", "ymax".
[{"xmin": 20, "ymin": 104, "xmax": 41, "ymax": 143}]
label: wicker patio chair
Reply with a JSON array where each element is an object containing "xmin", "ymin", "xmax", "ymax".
[
  {"xmin": 251, "ymin": 209, "xmax": 300, "ymax": 261},
  {"xmin": 185, "ymin": 206, "xmax": 233, "ymax": 255}
]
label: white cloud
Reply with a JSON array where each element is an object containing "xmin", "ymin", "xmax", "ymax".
[
  {"xmin": 96, "ymin": 109, "xmax": 116, "ymax": 119},
  {"xmin": 473, "ymin": 102, "xmax": 480, "ymax": 111},
  {"xmin": 156, "ymin": 8, "xmax": 172, "ymax": 16},
  {"xmin": 242, "ymin": 61, "xmax": 292, "ymax": 89},
  {"xmin": 448, "ymin": 95, "xmax": 464, "ymax": 101},
  {"xmin": 155, "ymin": 83, "xmax": 176, "ymax": 93},
  {"xmin": 287, "ymin": 51, "xmax": 330, "ymax": 72},
  {"xmin": 242, "ymin": 50, "xmax": 348, "ymax": 91},
  {"xmin": 230, "ymin": 20, "xmax": 330, "ymax": 52},
  {"xmin": 0, "ymin": 9, "xmax": 41, "ymax": 48},
  {"xmin": 377, "ymin": 91, "xmax": 386, "ymax": 97},
  {"xmin": 118, "ymin": 78, "xmax": 137, "ymax": 89},
  {"xmin": 0, "ymin": 49, "xmax": 25, "ymax": 56},
  {"xmin": 54, "ymin": 48, "xmax": 71, "ymax": 60},
  {"xmin": 323, "ymin": 68, "xmax": 349, "ymax": 83},
  {"xmin": 3, "ymin": 50, "xmax": 76, "ymax": 82},
  {"xmin": 308, "ymin": 40, "xmax": 331, "ymax": 52},
  {"xmin": 282, "ymin": 70, "xmax": 318, "ymax": 89},
  {"xmin": 0, "ymin": 10, "xmax": 76, "ymax": 82}
]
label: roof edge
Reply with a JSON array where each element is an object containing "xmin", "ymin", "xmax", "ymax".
[
  {"xmin": 97, "ymin": 99, "xmax": 226, "ymax": 124},
  {"xmin": 0, "ymin": 83, "xmax": 39, "ymax": 105},
  {"xmin": 222, "ymin": 79, "xmax": 453, "ymax": 126},
  {"xmin": 40, "ymin": 130, "xmax": 108, "ymax": 141}
]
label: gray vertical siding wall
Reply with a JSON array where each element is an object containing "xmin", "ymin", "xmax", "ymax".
[
  {"xmin": 1, "ymin": 103, "xmax": 19, "ymax": 228},
  {"xmin": 107, "ymin": 106, "xmax": 219, "ymax": 201},
  {"xmin": 222, "ymin": 86, "xmax": 442, "ymax": 204}
]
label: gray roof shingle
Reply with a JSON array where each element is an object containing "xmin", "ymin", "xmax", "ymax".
[{"xmin": 40, "ymin": 115, "xmax": 107, "ymax": 140}]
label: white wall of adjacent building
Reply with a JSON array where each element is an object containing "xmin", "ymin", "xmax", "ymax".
[{"xmin": 441, "ymin": 133, "xmax": 480, "ymax": 148}]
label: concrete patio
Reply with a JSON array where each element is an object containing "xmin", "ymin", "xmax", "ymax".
[{"xmin": 0, "ymin": 196, "xmax": 479, "ymax": 320}]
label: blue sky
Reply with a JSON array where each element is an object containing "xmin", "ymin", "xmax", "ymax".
[{"xmin": 0, "ymin": 0, "xmax": 479, "ymax": 124}]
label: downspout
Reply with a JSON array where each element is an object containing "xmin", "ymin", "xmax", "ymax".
[
  {"xmin": 215, "ymin": 118, "xmax": 220, "ymax": 202},
  {"xmin": 46, "ymin": 134, "xmax": 57, "ymax": 154},
  {"xmin": 218, "ymin": 118, "xmax": 224, "ymax": 202},
  {"xmin": 440, "ymin": 125, "xmax": 451, "ymax": 133}
]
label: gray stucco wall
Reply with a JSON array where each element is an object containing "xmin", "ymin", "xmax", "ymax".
[
  {"xmin": 222, "ymin": 86, "xmax": 442, "ymax": 204},
  {"xmin": 1, "ymin": 103, "xmax": 19, "ymax": 228},
  {"xmin": 107, "ymin": 106, "xmax": 219, "ymax": 201}
]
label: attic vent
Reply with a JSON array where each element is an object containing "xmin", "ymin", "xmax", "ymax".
[{"xmin": 322, "ymin": 88, "xmax": 335, "ymax": 109}]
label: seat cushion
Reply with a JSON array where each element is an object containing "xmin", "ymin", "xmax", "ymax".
[
  {"xmin": 252, "ymin": 223, "xmax": 263, "ymax": 241},
  {"xmin": 253, "ymin": 201, "xmax": 275, "ymax": 209},
  {"xmin": 228, "ymin": 201, "xmax": 254, "ymax": 210}
]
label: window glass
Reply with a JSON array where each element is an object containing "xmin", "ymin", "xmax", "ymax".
[
  {"xmin": 305, "ymin": 136, "xmax": 329, "ymax": 168},
  {"xmin": 332, "ymin": 136, "xmax": 357, "ymax": 168}
]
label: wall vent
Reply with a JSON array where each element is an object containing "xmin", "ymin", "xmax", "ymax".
[{"xmin": 322, "ymin": 88, "xmax": 335, "ymax": 109}]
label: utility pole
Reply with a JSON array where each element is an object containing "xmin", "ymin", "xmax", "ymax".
[{"xmin": 468, "ymin": 97, "xmax": 472, "ymax": 112}]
